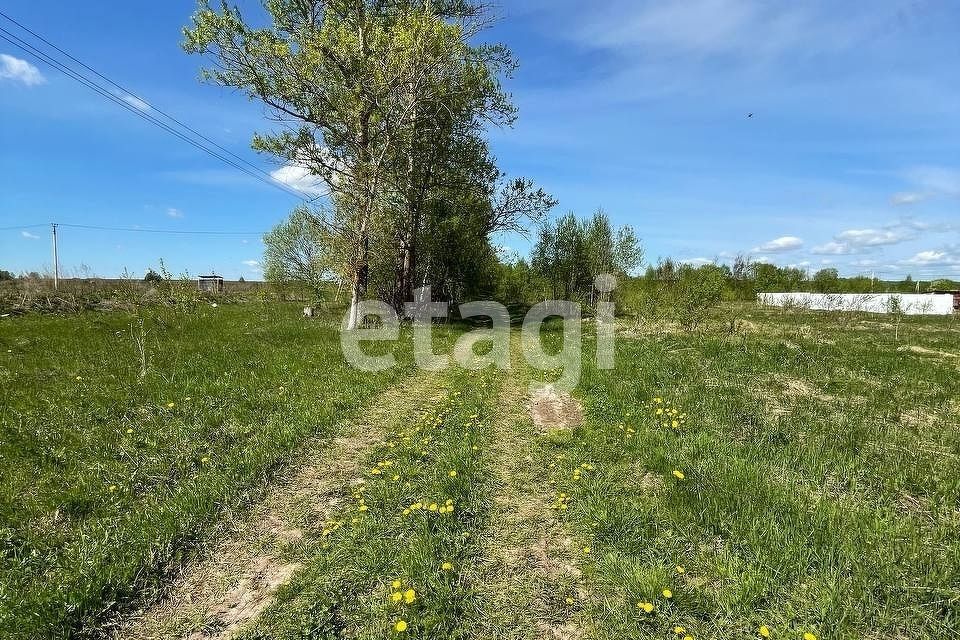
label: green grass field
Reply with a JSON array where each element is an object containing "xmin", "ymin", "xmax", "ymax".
[{"xmin": 1, "ymin": 302, "xmax": 958, "ymax": 638}]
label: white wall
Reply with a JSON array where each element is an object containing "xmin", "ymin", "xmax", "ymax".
[{"xmin": 757, "ymin": 292, "xmax": 955, "ymax": 315}]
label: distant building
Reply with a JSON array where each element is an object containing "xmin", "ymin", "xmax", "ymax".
[{"xmin": 198, "ymin": 274, "xmax": 224, "ymax": 293}]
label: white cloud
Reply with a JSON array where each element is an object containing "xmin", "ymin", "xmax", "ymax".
[
  {"xmin": 570, "ymin": 0, "xmax": 870, "ymax": 66},
  {"xmin": 21, "ymin": 230, "xmax": 39, "ymax": 239},
  {"xmin": 904, "ymin": 166, "xmax": 960, "ymax": 197},
  {"xmin": 810, "ymin": 241, "xmax": 855, "ymax": 255},
  {"xmin": 0, "ymin": 54, "xmax": 45, "ymax": 86},
  {"xmin": 891, "ymin": 192, "xmax": 924, "ymax": 206},
  {"xmin": 242, "ymin": 259, "xmax": 262, "ymax": 271},
  {"xmin": 270, "ymin": 163, "xmax": 328, "ymax": 198},
  {"xmin": 679, "ymin": 257, "xmax": 714, "ymax": 266},
  {"xmin": 752, "ymin": 236, "xmax": 803, "ymax": 253},
  {"xmin": 120, "ymin": 93, "xmax": 150, "ymax": 111},
  {"xmin": 904, "ymin": 250, "xmax": 960, "ymax": 266},
  {"xmin": 835, "ymin": 228, "xmax": 912, "ymax": 247},
  {"xmin": 166, "ymin": 207, "xmax": 183, "ymax": 218}
]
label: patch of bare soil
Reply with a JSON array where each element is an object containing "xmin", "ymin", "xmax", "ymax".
[
  {"xmin": 896, "ymin": 345, "xmax": 960, "ymax": 359},
  {"xmin": 472, "ymin": 346, "xmax": 587, "ymax": 640},
  {"xmin": 115, "ymin": 373, "xmax": 442, "ymax": 640},
  {"xmin": 530, "ymin": 384, "xmax": 583, "ymax": 434}
]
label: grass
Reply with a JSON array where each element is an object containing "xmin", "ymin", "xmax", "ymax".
[
  {"xmin": 1, "ymin": 301, "xmax": 959, "ymax": 638},
  {"xmin": 539, "ymin": 305, "xmax": 960, "ymax": 639},
  {"xmin": 0, "ymin": 302, "xmax": 453, "ymax": 637}
]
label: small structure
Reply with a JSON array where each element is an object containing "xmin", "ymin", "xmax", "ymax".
[
  {"xmin": 197, "ymin": 274, "xmax": 224, "ymax": 293},
  {"xmin": 929, "ymin": 289, "xmax": 960, "ymax": 311}
]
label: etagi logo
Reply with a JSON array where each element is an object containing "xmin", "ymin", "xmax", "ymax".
[{"xmin": 340, "ymin": 275, "xmax": 617, "ymax": 392}]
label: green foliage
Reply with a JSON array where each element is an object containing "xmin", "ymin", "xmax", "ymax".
[
  {"xmin": 531, "ymin": 210, "xmax": 642, "ymax": 302},
  {"xmin": 812, "ymin": 268, "xmax": 839, "ymax": 293},
  {"xmin": 262, "ymin": 207, "xmax": 338, "ymax": 301},
  {"xmin": 671, "ymin": 264, "xmax": 726, "ymax": 330},
  {"xmin": 142, "ymin": 268, "xmax": 163, "ymax": 283}
]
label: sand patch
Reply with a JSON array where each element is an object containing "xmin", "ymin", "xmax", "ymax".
[{"xmin": 530, "ymin": 384, "xmax": 584, "ymax": 433}]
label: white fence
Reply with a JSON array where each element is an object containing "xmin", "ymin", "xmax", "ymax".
[{"xmin": 757, "ymin": 292, "xmax": 955, "ymax": 315}]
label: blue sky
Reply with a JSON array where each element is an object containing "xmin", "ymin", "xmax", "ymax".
[{"xmin": 1, "ymin": 0, "xmax": 958, "ymax": 280}]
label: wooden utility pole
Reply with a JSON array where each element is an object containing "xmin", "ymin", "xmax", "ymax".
[{"xmin": 51, "ymin": 223, "xmax": 59, "ymax": 290}]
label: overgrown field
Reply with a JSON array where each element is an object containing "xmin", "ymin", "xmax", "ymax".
[{"xmin": 1, "ymin": 302, "xmax": 958, "ymax": 638}]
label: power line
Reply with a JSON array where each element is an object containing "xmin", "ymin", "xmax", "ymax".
[
  {"xmin": 55, "ymin": 223, "xmax": 267, "ymax": 236},
  {"xmin": 0, "ymin": 15, "xmax": 328, "ymax": 204},
  {"xmin": 0, "ymin": 223, "xmax": 49, "ymax": 231}
]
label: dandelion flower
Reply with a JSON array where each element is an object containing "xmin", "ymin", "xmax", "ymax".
[
  {"xmin": 449, "ymin": 470, "xmax": 457, "ymax": 477},
  {"xmin": 391, "ymin": 579, "xmax": 401, "ymax": 589},
  {"xmin": 126, "ymin": 428, "xmax": 133, "ymax": 434},
  {"xmin": 166, "ymin": 402, "xmax": 175, "ymax": 408},
  {"xmin": 672, "ymin": 470, "xmax": 685, "ymax": 480},
  {"xmin": 758, "ymin": 626, "xmax": 770, "ymax": 638},
  {"xmin": 565, "ymin": 597, "xmax": 574, "ymax": 605},
  {"xmin": 391, "ymin": 592, "xmax": 402, "ymax": 603},
  {"xmin": 441, "ymin": 562, "xmax": 453, "ymax": 571},
  {"xmin": 683, "ymin": 636, "xmax": 693, "ymax": 640},
  {"xmin": 403, "ymin": 588, "xmax": 416, "ymax": 604},
  {"xmin": 662, "ymin": 589, "xmax": 673, "ymax": 599},
  {"xmin": 201, "ymin": 456, "xmax": 210, "ymax": 464},
  {"xmin": 428, "ymin": 503, "xmax": 438, "ymax": 511},
  {"xmin": 803, "ymin": 634, "xmax": 817, "ymax": 640},
  {"xmin": 582, "ymin": 546, "xmax": 590, "ymax": 554},
  {"xmin": 638, "ymin": 601, "xmax": 654, "ymax": 613},
  {"xmin": 358, "ymin": 505, "xmax": 368, "ymax": 512},
  {"xmin": 108, "ymin": 484, "xmax": 117, "ymax": 492},
  {"xmin": 394, "ymin": 620, "xmax": 408, "ymax": 632},
  {"xmin": 674, "ymin": 626, "xmax": 685, "ymax": 634},
  {"xmin": 676, "ymin": 565, "xmax": 685, "ymax": 574}
]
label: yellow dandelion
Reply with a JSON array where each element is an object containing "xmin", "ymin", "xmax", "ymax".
[
  {"xmin": 758, "ymin": 626, "xmax": 770, "ymax": 638},
  {"xmin": 640, "ymin": 601, "xmax": 654, "ymax": 613},
  {"xmin": 391, "ymin": 579, "xmax": 401, "ymax": 589},
  {"xmin": 201, "ymin": 456, "xmax": 210, "ymax": 464},
  {"xmin": 166, "ymin": 402, "xmax": 175, "ymax": 408},
  {"xmin": 390, "ymin": 592, "xmax": 402, "ymax": 603},
  {"xmin": 683, "ymin": 636, "xmax": 693, "ymax": 640},
  {"xmin": 672, "ymin": 470, "xmax": 685, "ymax": 480},
  {"xmin": 448, "ymin": 470, "xmax": 457, "ymax": 477},
  {"xmin": 441, "ymin": 562, "xmax": 453, "ymax": 571},
  {"xmin": 565, "ymin": 597, "xmax": 574, "ymax": 605},
  {"xmin": 403, "ymin": 588, "xmax": 416, "ymax": 604},
  {"xmin": 394, "ymin": 620, "xmax": 408, "ymax": 632},
  {"xmin": 582, "ymin": 546, "xmax": 591, "ymax": 554},
  {"xmin": 674, "ymin": 626, "xmax": 686, "ymax": 634},
  {"xmin": 676, "ymin": 565, "xmax": 685, "ymax": 574},
  {"xmin": 803, "ymin": 634, "xmax": 817, "ymax": 640},
  {"xmin": 662, "ymin": 589, "xmax": 673, "ymax": 599},
  {"xmin": 126, "ymin": 428, "xmax": 133, "ymax": 434},
  {"xmin": 358, "ymin": 504, "xmax": 368, "ymax": 512},
  {"xmin": 108, "ymin": 484, "xmax": 117, "ymax": 492},
  {"xmin": 428, "ymin": 503, "xmax": 438, "ymax": 511}
]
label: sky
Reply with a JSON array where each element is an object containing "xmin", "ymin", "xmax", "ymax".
[{"xmin": 1, "ymin": 0, "xmax": 958, "ymax": 281}]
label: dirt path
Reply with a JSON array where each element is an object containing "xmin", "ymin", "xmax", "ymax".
[
  {"xmin": 115, "ymin": 371, "xmax": 444, "ymax": 640},
  {"xmin": 472, "ymin": 338, "xmax": 588, "ymax": 640}
]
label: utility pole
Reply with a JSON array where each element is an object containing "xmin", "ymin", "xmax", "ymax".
[{"xmin": 51, "ymin": 223, "xmax": 59, "ymax": 290}]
